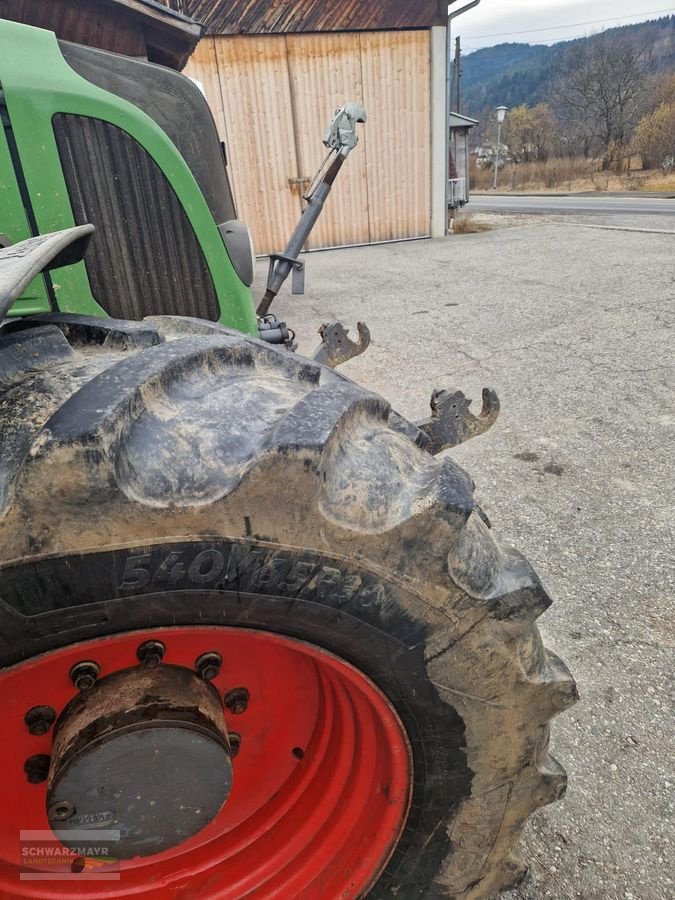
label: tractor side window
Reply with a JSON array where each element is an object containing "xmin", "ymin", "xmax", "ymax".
[{"xmin": 53, "ymin": 114, "xmax": 220, "ymax": 321}]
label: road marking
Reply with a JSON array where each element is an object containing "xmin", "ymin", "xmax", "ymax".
[{"xmin": 552, "ymin": 222, "xmax": 675, "ymax": 235}]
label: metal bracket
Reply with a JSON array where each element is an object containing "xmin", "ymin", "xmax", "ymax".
[
  {"xmin": 311, "ymin": 321, "xmax": 371, "ymax": 369},
  {"xmin": 417, "ymin": 387, "xmax": 500, "ymax": 453},
  {"xmin": 266, "ymin": 253, "xmax": 305, "ymax": 295}
]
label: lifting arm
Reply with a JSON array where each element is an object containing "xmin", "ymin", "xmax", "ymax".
[{"xmin": 257, "ymin": 103, "xmax": 366, "ymax": 317}]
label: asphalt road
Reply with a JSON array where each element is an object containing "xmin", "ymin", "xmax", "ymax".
[
  {"xmin": 257, "ymin": 221, "xmax": 674, "ymax": 899},
  {"xmin": 470, "ymin": 193, "xmax": 675, "ymax": 219}
]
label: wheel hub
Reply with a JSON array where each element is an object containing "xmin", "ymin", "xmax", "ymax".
[
  {"xmin": 46, "ymin": 664, "xmax": 232, "ymax": 859},
  {"xmin": 2, "ymin": 627, "xmax": 411, "ymax": 896}
]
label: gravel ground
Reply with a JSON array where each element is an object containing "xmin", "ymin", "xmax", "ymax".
[{"xmin": 255, "ymin": 221, "xmax": 674, "ymax": 899}]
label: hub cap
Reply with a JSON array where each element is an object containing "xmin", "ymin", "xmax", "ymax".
[{"xmin": 47, "ymin": 665, "xmax": 232, "ymax": 858}]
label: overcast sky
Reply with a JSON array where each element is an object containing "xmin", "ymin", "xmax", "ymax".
[{"xmin": 453, "ymin": 0, "xmax": 674, "ymax": 52}]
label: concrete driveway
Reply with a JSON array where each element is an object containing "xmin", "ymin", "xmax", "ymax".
[{"xmin": 256, "ymin": 220, "xmax": 673, "ymax": 899}]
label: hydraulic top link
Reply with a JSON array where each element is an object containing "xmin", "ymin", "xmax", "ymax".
[{"xmin": 257, "ymin": 103, "xmax": 366, "ymax": 317}]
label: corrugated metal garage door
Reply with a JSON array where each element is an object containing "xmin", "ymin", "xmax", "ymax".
[{"xmin": 185, "ymin": 31, "xmax": 431, "ymax": 255}]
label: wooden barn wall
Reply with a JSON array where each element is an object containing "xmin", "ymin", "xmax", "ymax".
[
  {"xmin": 0, "ymin": 0, "xmax": 201, "ymax": 69},
  {"xmin": 0, "ymin": 0, "xmax": 146, "ymax": 56},
  {"xmin": 185, "ymin": 31, "xmax": 431, "ymax": 253}
]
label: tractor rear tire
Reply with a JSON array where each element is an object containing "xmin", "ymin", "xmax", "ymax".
[{"xmin": 0, "ymin": 313, "xmax": 577, "ymax": 898}]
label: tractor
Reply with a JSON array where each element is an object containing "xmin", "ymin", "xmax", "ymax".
[{"xmin": 0, "ymin": 18, "xmax": 577, "ymax": 899}]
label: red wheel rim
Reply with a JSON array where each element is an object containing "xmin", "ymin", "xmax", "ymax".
[{"xmin": 1, "ymin": 627, "xmax": 412, "ymax": 898}]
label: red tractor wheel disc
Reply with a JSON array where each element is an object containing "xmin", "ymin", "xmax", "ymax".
[{"xmin": 1, "ymin": 627, "xmax": 412, "ymax": 898}]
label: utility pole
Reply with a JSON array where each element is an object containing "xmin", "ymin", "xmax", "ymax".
[
  {"xmin": 455, "ymin": 36, "xmax": 461, "ymax": 113},
  {"xmin": 445, "ymin": 0, "xmax": 481, "ymax": 233}
]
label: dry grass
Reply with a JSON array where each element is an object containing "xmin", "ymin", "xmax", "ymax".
[
  {"xmin": 450, "ymin": 214, "xmax": 493, "ymax": 234},
  {"xmin": 470, "ymin": 157, "xmax": 594, "ymax": 192},
  {"xmin": 638, "ymin": 175, "xmax": 675, "ymax": 192},
  {"xmin": 470, "ymin": 157, "xmax": 674, "ymax": 193},
  {"xmin": 644, "ymin": 181, "xmax": 675, "ymax": 192}
]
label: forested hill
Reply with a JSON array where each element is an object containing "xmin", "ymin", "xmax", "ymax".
[{"xmin": 461, "ymin": 15, "xmax": 675, "ymax": 119}]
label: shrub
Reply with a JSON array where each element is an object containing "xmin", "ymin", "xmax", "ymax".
[
  {"xmin": 632, "ymin": 103, "xmax": 675, "ymax": 170},
  {"xmin": 451, "ymin": 214, "xmax": 492, "ymax": 234}
]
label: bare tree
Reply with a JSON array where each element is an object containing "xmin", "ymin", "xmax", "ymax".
[
  {"xmin": 503, "ymin": 103, "xmax": 559, "ymax": 162},
  {"xmin": 550, "ymin": 34, "xmax": 647, "ymax": 168}
]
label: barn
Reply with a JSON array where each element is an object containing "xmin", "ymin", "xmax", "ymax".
[{"xmin": 177, "ymin": 1, "xmax": 449, "ymax": 253}]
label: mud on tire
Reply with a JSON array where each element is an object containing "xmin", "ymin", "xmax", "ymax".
[{"xmin": 0, "ymin": 313, "xmax": 577, "ymax": 898}]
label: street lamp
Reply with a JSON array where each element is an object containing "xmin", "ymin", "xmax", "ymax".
[{"xmin": 493, "ymin": 105, "xmax": 508, "ymax": 190}]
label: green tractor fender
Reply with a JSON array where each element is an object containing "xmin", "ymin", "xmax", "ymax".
[{"xmin": 0, "ymin": 19, "xmax": 258, "ymax": 333}]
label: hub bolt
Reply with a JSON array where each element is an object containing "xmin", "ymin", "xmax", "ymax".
[
  {"xmin": 49, "ymin": 800, "xmax": 76, "ymax": 821},
  {"xmin": 224, "ymin": 687, "xmax": 249, "ymax": 715},
  {"xmin": 195, "ymin": 651, "xmax": 222, "ymax": 681},
  {"xmin": 24, "ymin": 754, "xmax": 51, "ymax": 784},
  {"xmin": 137, "ymin": 640, "xmax": 166, "ymax": 669},
  {"xmin": 70, "ymin": 661, "xmax": 100, "ymax": 691},
  {"xmin": 24, "ymin": 705, "xmax": 56, "ymax": 736},
  {"xmin": 229, "ymin": 732, "xmax": 241, "ymax": 758}
]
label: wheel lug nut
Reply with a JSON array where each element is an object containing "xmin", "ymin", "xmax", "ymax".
[
  {"xmin": 229, "ymin": 732, "xmax": 241, "ymax": 758},
  {"xmin": 195, "ymin": 652, "xmax": 222, "ymax": 681},
  {"xmin": 224, "ymin": 687, "xmax": 249, "ymax": 715},
  {"xmin": 69, "ymin": 661, "xmax": 100, "ymax": 691},
  {"xmin": 48, "ymin": 800, "xmax": 76, "ymax": 822},
  {"xmin": 24, "ymin": 754, "xmax": 50, "ymax": 784},
  {"xmin": 137, "ymin": 640, "xmax": 165, "ymax": 669},
  {"xmin": 25, "ymin": 705, "xmax": 56, "ymax": 736}
]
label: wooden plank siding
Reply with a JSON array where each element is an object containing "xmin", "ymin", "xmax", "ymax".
[
  {"xmin": 359, "ymin": 31, "xmax": 431, "ymax": 242},
  {"xmin": 185, "ymin": 31, "xmax": 431, "ymax": 254},
  {"xmin": 0, "ymin": 0, "xmax": 146, "ymax": 56},
  {"xmin": 0, "ymin": 0, "xmax": 201, "ymax": 69},
  {"xmin": 285, "ymin": 33, "xmax": 370, "ymax": 249},
  {"xmin": 187, "ymin": 36, "xmax": 302, "ymax": 255}
]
